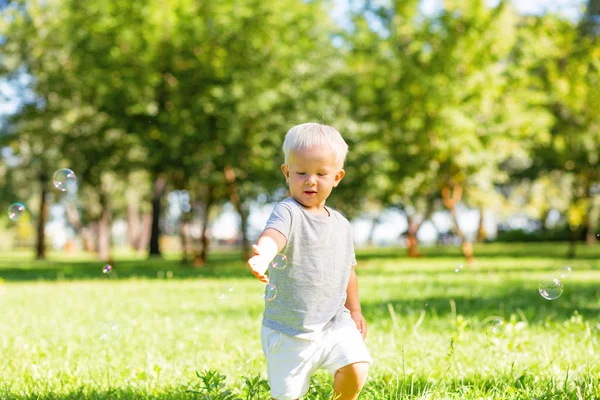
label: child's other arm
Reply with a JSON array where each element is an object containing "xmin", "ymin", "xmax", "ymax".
[
  {"xmin": 247, "ymin": 228, "xmax": 287, "ymax": 283},
  {"xmin": 345, "ymin": 266, "xmax": 367, "ymax": 339}
]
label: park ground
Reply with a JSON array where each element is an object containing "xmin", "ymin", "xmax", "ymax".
[{"xmin": 0, "ymin": 242, "xmax": 599, "ymax": 399}]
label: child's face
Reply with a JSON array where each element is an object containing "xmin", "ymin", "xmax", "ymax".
[{"xmin": 281, "ymin": 146, "xmax": 345, "ymax": 213}]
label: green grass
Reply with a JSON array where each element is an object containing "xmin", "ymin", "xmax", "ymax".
[{"xmin": 0, "ymin": 242, "xmax": 599, "ymax": 399}]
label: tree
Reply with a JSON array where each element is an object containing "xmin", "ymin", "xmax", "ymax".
[
  {"xmin": 517, "ymin": 11, "xmax": 600, "ymax": 257},
  {"xmin": 178, "ymin": 0, "xmax": 353, "ymax": 260},
  {"xmin": 2, "ymin": 0, "xmax": 357, "ymax": 263},
  {"xmin": 580, "ymin": 0, "xmax": 600, "ymax": 36},
  {"xmin": 345, "ymin": 0, "xmax": 553, "ymax": 261},
  {"xmin": 0, "ymin": 0, "xmax": 140, "ymax": 261}
]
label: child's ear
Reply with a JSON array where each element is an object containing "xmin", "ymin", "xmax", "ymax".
[
  {"xmin": 281, "ymin": 164, "xmax": 289, "ymax": 182},
  {"xmin": 333, "ymin": 169, "xmax": 345, "ymax": 187}
]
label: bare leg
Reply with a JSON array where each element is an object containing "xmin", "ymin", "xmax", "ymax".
[{"xmin": 332, "ymin": 362, "xmax": 369, "ymax": 400}]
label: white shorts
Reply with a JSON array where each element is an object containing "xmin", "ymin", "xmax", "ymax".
[{"xmin": 261, "ymin": 311, "xmax": 372, "ymax": 400}]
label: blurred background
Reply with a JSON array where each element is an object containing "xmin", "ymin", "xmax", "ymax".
[{"xmin": 0, "ymin": 0, "xmax": 598, "ymax": 265}]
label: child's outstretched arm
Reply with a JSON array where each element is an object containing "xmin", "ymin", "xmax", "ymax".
[
  {"xmin": 345, "ymin": 266, "xmax": 367, "ymax": 340},
  {"xmin": 247, "ymin": 228, "xmax": 287, "ymax": 283}
]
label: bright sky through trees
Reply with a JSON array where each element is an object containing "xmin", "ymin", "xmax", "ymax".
[{"xmin": 329, "ymin": 0, "xmax": 587, "ymax": 27}]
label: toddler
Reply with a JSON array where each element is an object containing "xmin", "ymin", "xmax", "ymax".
[{"xmin": 247, "ymin": 123, "xmax": 372, "ymax": 400}]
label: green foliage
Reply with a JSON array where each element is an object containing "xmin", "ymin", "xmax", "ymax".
[
  {"xmin": 342, "ymin": 0, "xmax": 556, "ymax": 225},
  {"xmin": 188, "ymin": 370, "xmax": 270, "ymax": 400},
  {"xmin": 189, "ymin": 370, "xmax": 239, "ymax": 400},
  {"xmin": 239, "ymin": 375, "xmax": 270, "ymax": 400},
  {"xmin": 1, "ymin": 0, "xmax": 599, "ymax": 259},
  {"xmin": 494, "ymin": 227, "xmax": 586, "ymax": 243},
  {"xmin": 0, "ymin": 0, "xmax": 355, "ymax": 251},
  {"xmin": 508, "ymin": 9, "xmax": 600, "ymax": 241}
]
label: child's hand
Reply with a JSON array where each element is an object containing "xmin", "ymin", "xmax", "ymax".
[
  {"xmin": 247, "ymin": 244, "xmax": 270, "ymax": 283},
  {"xmin": 350, "ymin": 310, "xmax": 368, "ymax": 340}
]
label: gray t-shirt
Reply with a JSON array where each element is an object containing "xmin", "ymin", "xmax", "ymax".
[{"xmin": 262, "ymin": 197, "xmax": 357, "ymax": 339}]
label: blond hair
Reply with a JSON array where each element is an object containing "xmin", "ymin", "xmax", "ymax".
[{"xmin": 282, "ymin": 123, "xmax": 348, "ymax": 168}]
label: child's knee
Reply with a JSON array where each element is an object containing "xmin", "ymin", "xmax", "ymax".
[{"xmin": 336, "ymin": 362, "xmax": 370, "ymax": 388}]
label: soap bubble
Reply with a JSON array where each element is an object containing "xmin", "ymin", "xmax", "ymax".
[
  {"xmin": 7, "ymin": 202, "xmax": 26, "ymax": 221},
  {"xmin": 558, "ymin": 266, "xmax": 573, "ymax": 279},
  {"xmin": 263, "ymin": 283, "xmax": 277, "ymax": 301},
  {"xmin": 270, "ymin": 254, "xmax": 287, "ymax": 270},
  {"xmin": 102, "ymin": 265, "xmax": 112, "ymax": 274},
  {"xmin": 538, "ymin": 277, "xmax": 563, "ymax": 300},
  {"xmin": 454, "ymin": 264, "xmax": 464, "ymax": 273},
  {"xmin": 52, "ymin": 168, "xmax": 77, "ymax": 192},
  {"xmin": 98, "ymin": 321, "xmax": 120, "ymax": 342},
  {"xmin": 489, "ymin": 318, "xmax": 504, "ymax": 334},
  {"xmin": 219, "ymin": 285, "xmax": 234, "ymax": 301}
]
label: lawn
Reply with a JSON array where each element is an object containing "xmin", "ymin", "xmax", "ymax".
[{"xmin": 0, "ymin": 242, "xmax": 599, "ymax": 399}]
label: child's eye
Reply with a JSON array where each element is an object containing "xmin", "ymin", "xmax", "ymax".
[
  {"xmin": 317, "ymin": 173, "xmax": 325, "ymax": 176},
  {"xmin": 296, "ymin": 172, "xmax": 306, "ymax": 175}
]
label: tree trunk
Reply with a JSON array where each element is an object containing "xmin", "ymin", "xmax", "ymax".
[
  {"xmin": 63, "ymin": 202, "xmax": 82, "ymax": 255},
  {"xmin": 442, "ymin": 183, "xmax": 475, "ymax": 264},
  {"xmin": 66, "ymin": 202, "xmax": 83, "ymax": 233},
  {"xmin": 567, "ymin": 226, "xmax": 578, "ymax": 259},
  {"xmin": 128, "ymin": 202, "xmax": 141, "ymax": 250},
  {"xmin": 540, "ymin": 208, "xmax": 550, "ymax": 231},
  {"xmin": 402, "ymin": 196, "xmax": 434, "ymax": 258},
  {"xmin": 191, "ymin": 201, "xmax": 203, "ymax": 263},
  {"xmin": 567, "ymin": 179, "xmax": 589, "ymax": 257},
  {"xmin": 98, "ymin": 191, "xmax": 112, "ymax": 263},
  {"xmin": 137, "ymin": 212, "xmax": 152, "ymax": 253},
  {"xmin": 237, "ymin": 205, "xmax": 250, "ymax": 259},
  {"xmin": 193, "ymin": 183, "xmax": 215, "ymax": 267},
  {"xmin": 366, "ymin": 216, "xmax": 378, "ymax": 247},
  {"xmin": 81, "ymin": 227, "xmax": 93, "ymax": 252},
  {"xmin": 406, "ymin": 214, "xmax": 422, "ymax": 258},
  {"xmin": 84, "ymin": 222, "xmax": 99, "ymax": 253},
  {"xmin": 224, "ymin": 165, "xmax": 251, "ymax": 260},
  {"xmin": 149, "ymin": 174, "xmax": 168, "ymax": 257},
  {"xmin": 476, "ymin": 207, "xmax": 486, "ymax": 243},
  {"xmin": 180, "ymin": 209, "xmax": 191, "ymax": 264},
  {"xmin": 35, "ymin": 171, "xmax": 48, "ymax": 260},
  {"xmin": 585, "ymin": 198, "xmax": 599, "ymax": 245}
]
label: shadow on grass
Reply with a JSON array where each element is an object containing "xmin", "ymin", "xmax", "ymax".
[
  {"xmin": 356, "ymin": 242, "xmax": 600, "ymax": 261},
  {"xmin": 0, "ymin": 251, "xmax": 250, "ymax": 282},
  {"xmin": 357, "ymin": 264, "xmax": 599, "ymax": 277},
  {"xmin": 362, "ymin": 281, "xmax": 600, "ymax": 323},
  {"xmin": 2, "ymin": 243, "xmax": 599, "ymax": 283}
]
